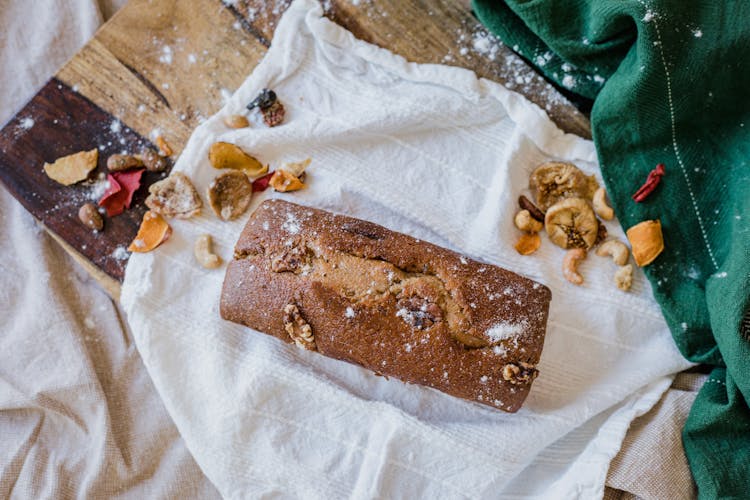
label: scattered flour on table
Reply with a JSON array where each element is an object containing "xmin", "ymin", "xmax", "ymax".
[{"xmin": 111, "ymin": 246, "xmax": 130, "ymax": 261}]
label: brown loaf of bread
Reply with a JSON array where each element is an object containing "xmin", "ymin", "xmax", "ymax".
[{"xmin": 220, "ymin": 199, "xmax": 551, "ymax": 413}]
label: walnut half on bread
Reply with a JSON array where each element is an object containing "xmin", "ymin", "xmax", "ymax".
[{"xmin": 220, "ymin": 200, "xmax": 551, "ymax": 413}]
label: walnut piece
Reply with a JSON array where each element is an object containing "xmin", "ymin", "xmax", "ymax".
[
  {"xmin": 283, "ymin": 303, "xmax": 316, "ymax": 351},
  {"xmin": 501, "ymin": 362, "xmax": 538, "ymax": 385}
]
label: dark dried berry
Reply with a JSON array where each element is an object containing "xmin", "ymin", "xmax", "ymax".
[{"xmin": 247, "ymin": 88, "xmax": 277, "ymax": 111}]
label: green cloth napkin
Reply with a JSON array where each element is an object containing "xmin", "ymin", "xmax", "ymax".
[{"xmin": 472, "ymin": 1, "xmax": 750, "ymax": 497}]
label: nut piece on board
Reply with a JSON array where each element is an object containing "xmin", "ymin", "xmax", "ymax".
[
  {"xmin": 194, "ymin": 234, "xmax": 222, "ymax": 269},
  {"xmin": 78, "ymin": 203, "xmax": 104, "ymax": 231},
  {"xmin": 223, "ymin": 114, "xmax": 250, "ymax": 129},
  {"xmin": 614, "ymin": 264, "xmax": 634, "ymax": 291},
  {"xmin": 593, "ymin": 187, "xmax": 614, "ymax": 221},
  {"xmin": 269, "ymin": 169, "xmax": 304, "ymax": 192},
  {"xmin": 107, "ymin": 154, "xmax": 144, "ymax": 172},
  {"xmin": 626, "ymin": 219, "xmax": 664, "ymax": 267},
  {"xmin": 514, "ymin": 209, "xmax": 543, "ymax": 233},
  {"xmin": 545, "ymin": 198, "xmax": 598, "ymax": 249},
  {"xmin": 145, "ymin": 172, "xmax": 202, "ymax": 219},
  {"xmin": 43, "ymin": 149, "xmax": 98, "ymax": 186},
  {"xmin": 207, "ymin": 171, "xmax": 253, "ymax": 221},
  {"xmin": 208, "ymin": 142, "xmax": 266, "ymax": 176},
  {"xmin": 530, "ymin": 162, "xmax": 598, "ymax": 210},
  {"xmin": 595, "ymin": 239, "xmax": 630, "ymax": 266},
  {"xmin": 563, "ymin": 248, "xmax": 586, "ymax": 285},
  {"xmin": 514, "ymin": 233, "xmax": 541, "ymax": 255},
  {"xmin": 128, "ymin": 211, "xmax": 171, "ymax": 253},
  {"xmin": 138, "ymin": 148, "xmax": 168, "ymax": 172}
]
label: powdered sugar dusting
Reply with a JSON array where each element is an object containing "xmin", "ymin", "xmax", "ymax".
[
  {"xmin": 486, "ymin": 321, "xmax": 526, "ymax": 343},
  {"xmin": 345, "ymin": 307, "xmax": 356, "ymax": 318},
  {"xmin": 282, "ymin": 212, "xmax": 301, "ymax": 234}
]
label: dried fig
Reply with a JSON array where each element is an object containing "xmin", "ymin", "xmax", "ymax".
[
  {"xmin": 545, "ymin": 198, "xmax": 599, "ymax": 249},
  {"xmin": 145, "ymin": 172, "xmax": 202, "ymax": 218},
  {"xmin": 530, "ymin": 162, "xmax": 598, "ymax": 210},
  {"xmin": 207, "ymin": 171, "xmax": 253, "ymax": 221}
]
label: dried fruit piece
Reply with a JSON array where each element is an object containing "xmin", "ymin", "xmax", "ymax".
[
  {"xmin": 596, "ymin": 239, "xmax": 630, "ymax": 266},
  {"xmin": 632, "ymin": 164, "xmax": 665, "ymax": 202},
  {"xmin": 107, "ymin": 154, "xmax": 144, "ymax": 172},
  {"xmin": 99, "ymin": 169, "xmax": 144, "ymax": 217},
  {"xmin": 262, "ymin": 101, "xmax": 285, "ymax": 127},
  {"xmin": 78, "ymin": 203, "xmax": 103, "ymax": 231},
  {"xmin": 207, "ymin": 171, "xmax": 253, "ymax": 220},
  {"xmin": 194, "ymin": 234, "xmax": 222, "ymax": 269},
  {"xmin": 615, "ymin": 264, "xmax": 634, "ymax": 291},
  {"xmin": 223, "ymin": 114, "xmax": 250, "ymax": 129},
  {"xmin": 514, "ymin": 233, "xmax": 541, "ymax": 255},
  {"xmin": 593, "ymin": 187, "xmax": 614, "ymax": 220},
  {"xmin": 563, "ymin": 248, "xmax": 586, "ymax": 285},
  {"xmin": 545, "ymin": 198, "xmax": 599, "ymax": 249},
  {"xmin": 514, "ymin": 210, "xmax": 543, "ymax": 233},
  {"xmin": 518, "ymin": 195, "xmax": 545, "ymax": 222},
  {"xmin": 208, "ymin": 141, "xmax": 266, "ymax": 176},
  {"xmin": 269, "ymin": 169, "xmax": 304, "ymax": 192},
  {"xmin": 530, "ymin": 162, "xmax": 598, "ymax": 210},
  {"xmin": 280, "ymin": 158, "xmax": 311, "ymax": 178},
  {"xmin": 246, "ymin": 88, "xmax": 277, "ymax": 111},
  {"xmin": 155, "ymin": 136, "xmax": 173, "ymax": 157},
  {"xmin": 145, "ymin": 172, "xmax": 202, "ymax": 219},
  {"xmin": 252, "ymin": 171, "xmax": 275, "ymax": 192},
  {"xmin": 128, "ymin": 211, "xmax": 171, "ymax": 253},
  {"xmin": 626, "ymin": 219, "xmax": 664, "ymax": 267},
  {"xmin": 138, "ymin": 148, "xmax": 168, "ymax": 172},
  {"xmin": 43, "ymin": 149, "xmax": 98, "ymax": 186}
]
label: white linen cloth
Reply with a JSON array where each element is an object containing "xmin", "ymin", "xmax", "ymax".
[
  {"xmin": 0, "ymin": 1, "xmax": 218, "ymax": 498},
  {"xmin": 121, "ymin": 0, "xmax": 693, "ymax": 497}
]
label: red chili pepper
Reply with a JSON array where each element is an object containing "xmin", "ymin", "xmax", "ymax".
[{"xmin": 632, "ymin": 163, "xmax": 665, "ymax": 202}]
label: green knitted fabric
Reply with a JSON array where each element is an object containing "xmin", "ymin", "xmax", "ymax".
[{"xmin": 472, "ymin": 1, "xmax": 750, "ymax": 497}]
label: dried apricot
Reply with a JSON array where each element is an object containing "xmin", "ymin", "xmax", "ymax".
[
  {"xmin": 269, "ymin": 169, "xmax": 304, "ymax": 192},
  {"xmin": 514, "ymin": 233, "xmax": 541, "ymax": 255},
  {"xmin": 128, "ymin": 211, "xmax": 171, "ymax": 253}
]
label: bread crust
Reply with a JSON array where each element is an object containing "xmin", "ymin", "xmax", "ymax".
[{"xmin": 220, "ymin": 200, "xmax": 551, "ymax": 412}]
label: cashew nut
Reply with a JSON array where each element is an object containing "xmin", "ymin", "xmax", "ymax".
[
  {"xmin": 614, "ymin": 264, "xmax": 633, "ymax": 291},
  {"xmin": 593, "ymin": 187, "xmax": 614, "ymax": 221},
  {"xmin": 194, "ymin": 234, "xmax": 222, "ymax": 269},
  {"xmin": 595, "ymin": 239, "xmax": 630, "ymax": 266},
  {"xmin": 514, "ymin": 209, "xmax": 543, "ymax": 233},
  {"xmin": 562, "ymin": 248, "xmax": 586, "ymax": 285}
]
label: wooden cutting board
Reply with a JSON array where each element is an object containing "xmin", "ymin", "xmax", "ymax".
[{"xmin": 0, "ymin": 0, "xmax": 590, "ymax": 299}]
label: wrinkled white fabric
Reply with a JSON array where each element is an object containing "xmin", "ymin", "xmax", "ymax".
[
  {"xmin": 121, "ymin": 1, "xmax": 694, "ymax": 498},
  {"xmin": 0, "ymin": 1, "xmax": 218, "ymax": 498}
]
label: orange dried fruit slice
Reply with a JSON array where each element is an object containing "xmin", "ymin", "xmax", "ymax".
[
  {"xmin": 626, "ymin": 219, "xmax": 664, "ymax": 266},
  {"xmin": 269, "ymin": 169, "xmax": 304, "ymax": 192},
  {"xmin": 128, "ymin": 211, "xmax": 172, "ymax": 253},
  {"xmin": 43, "ymin": 149, "xmax": 98, "ymax": 185},
  {"xmin": 208, "ymin": 141, "xmax": 266, "ymax": 176},
  {"xmin": 514, "ymin": 233, "xmax": 541, "ymax": 255}
]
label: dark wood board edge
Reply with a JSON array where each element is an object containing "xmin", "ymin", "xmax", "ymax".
[{"xmin": 0, "ymin": 79, "xmax": 172, "ymax": 282}]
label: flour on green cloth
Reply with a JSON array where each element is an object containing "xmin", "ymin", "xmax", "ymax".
[{"xmin": 472, "ymin": 0, "xmax": 750, "ymax": 497}]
